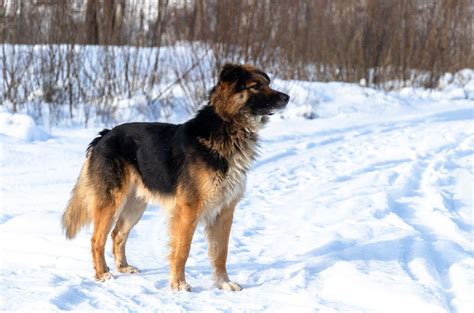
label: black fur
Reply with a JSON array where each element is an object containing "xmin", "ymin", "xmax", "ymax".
[
  {"xmin": 219, "ymin": 64, "xmax": 245, "ymax": 82},
  {"xmin": 87, "ymin": 129, "xmax": 111, "ymax": 153},
  {"xmin": 220, "ymin": 64, "xmax": 252, "ymax": 92},
  {"xmin": 86, "ymin": 64, "xmax": 289, "ymax": 198},
  {"xmin": 185, "ymin": 106, "xmax": 229, "ymax": 173},
  {"xmin": 254, "ymin": 69, "xmax": 271, "ymax": 83},
  {"xmin": 87, "ymin": 106, "xmax": 231, "ymax": 196},
  {"xmin": 247, "ymin": 91, "xmax": 289, "ymax": 116}
]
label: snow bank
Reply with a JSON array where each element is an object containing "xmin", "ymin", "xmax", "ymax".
[
  {"xmin": 272, "ymin": 69, "xmax": 474, "ymax": 120},
  {"xmin": 438, "ymin": 69, "xmax": 474, "ymax": 100},
  {"xmin": 0, "ymin": 112, "xmax": 50, "ymax": 142},
  {"xmin": 273, "ymin": 79, "xmax": 401, "ymax": 119}
]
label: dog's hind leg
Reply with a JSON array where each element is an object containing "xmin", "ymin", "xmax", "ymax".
[
  {"xmin": 91, "ymin": 190, "xmax": 125, "ymax": 282},
  {"xmin": 111, "ymin": 191, "xmax": 147, "ymax": 274}
]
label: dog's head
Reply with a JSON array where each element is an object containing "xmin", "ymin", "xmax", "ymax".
[{"xmin": 210, "ymin": 64, "xmax": 289, "ymax": 121}]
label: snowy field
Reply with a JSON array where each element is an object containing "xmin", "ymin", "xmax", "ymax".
[{"xmin": 0, "ymin": 78, "xmax": 473, "ymax": 312}]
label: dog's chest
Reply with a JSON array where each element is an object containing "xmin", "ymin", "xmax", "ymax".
[
  {"xmin": 200, "ymin": 144, "xmax": 256, "ymax": 223},
  {"xmin": 220, "ymin": 150, "xmax": 252, "ymax": 200}
]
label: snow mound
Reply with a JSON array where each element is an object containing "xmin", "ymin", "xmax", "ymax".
[
  {"xmin": 271, "ymin": 69, "xmax": 474, "ymax": 120},
  {"xmin": 0, "ymin": 112, "xmax": 50, "ymax": 141},
  {"xmin": 438, "ymin": 69, "xmax": 474, "ymax": 100}
]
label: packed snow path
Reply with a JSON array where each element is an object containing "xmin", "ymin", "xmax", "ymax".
[{"xmin": 1, "ymin": 105, "xmax": 472, "ymax": 312}]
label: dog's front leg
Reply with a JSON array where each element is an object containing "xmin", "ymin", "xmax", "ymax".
[
  {"xmin": 168, "ymin": 203, "xmax": 197, "ymax": 291},
  {"xmin": 205, "ymin": 202, "xmax": 242, "ymax": 291}
]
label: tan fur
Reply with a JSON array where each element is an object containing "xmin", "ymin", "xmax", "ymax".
[
  {"xmin": 211, "ymin": 83, "xmax": 249, "ymax": 120},
  {"xmin": 168, "ymin": 197, "xmax": 199, "ymax": 291},
  {"xmin": 62, "ymin": 153, "xmax": 251, "ymax": 284},
  {"xmin": 111, "ymin": 187, "xmax": 147, "ymax": 274},
  {"xmin": 62, "ymin": 156, "xmax": 93, "ymax": 239},
  {"xmin": 205, "ymin": 200, "xmax": 241, "ymax": 291},
  {"xmin": 195, "ymin": 132, "xmax": 255, "ymax": 223},
  {"xmin": 62, "ymin": 64, "xmax": 284, "ymax": 290}
]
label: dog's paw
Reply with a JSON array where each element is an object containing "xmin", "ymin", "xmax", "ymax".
[
  {"xmin": 96, "ymin": 272, "xmax": 114, "ymax": 282},
  {"xmin": 170, "ymin": 281, "xmax": 192, "ymax": 292},
  {"xmin": 217, "ymin": 281, "xmax": 242, "ymax": 291},
  {"xmin": 118, "ymin": 265, "xmax": 140, "ymax": 274}
]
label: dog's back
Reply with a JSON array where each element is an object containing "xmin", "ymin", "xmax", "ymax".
[{"xmin": 61, "ymin": 63, "xmax": 289, "ymax": 289}]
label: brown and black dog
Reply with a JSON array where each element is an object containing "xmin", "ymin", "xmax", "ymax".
[{"xmin": 62, "ymin": 64, "xmax": 289, "ymax": 291}]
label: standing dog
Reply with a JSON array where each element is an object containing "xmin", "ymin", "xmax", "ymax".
[{"xmin": 62, "ymin": 64, "xmax": 289, "ymax": 291}]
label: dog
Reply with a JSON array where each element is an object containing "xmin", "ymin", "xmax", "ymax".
[{"xmin": 62, "ymin": 64, "xmax": 289, "ymax": 291}]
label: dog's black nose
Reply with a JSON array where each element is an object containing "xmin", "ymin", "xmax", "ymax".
[{"xmin": 280, "ymin": 93, "xmax": 290, "ymax": 103}]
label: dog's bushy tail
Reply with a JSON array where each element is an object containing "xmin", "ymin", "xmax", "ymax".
[
  {"xmin": 62, "ymin": 158, "xmax": 93, "ymax": 239},
  {"xmin": 62, "ymin": 129, "xmax": 110, "ymax": 239}
]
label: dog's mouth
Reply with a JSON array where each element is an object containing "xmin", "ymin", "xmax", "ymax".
[
  {"xmin": 260, "ymin": 101, "xmax": 288, "ymax": 116},
  {"xmin": 248, "ymin": 92, "xmax": 290, "ymax": 117},
  {"xmin": 268, "ymin": 94, "xmax": 290, "ymax": 115}
]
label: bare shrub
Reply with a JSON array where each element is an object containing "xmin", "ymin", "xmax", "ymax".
[{"xmin": 1, "ymin": 0, "xmax": 472, "ymax": 125}]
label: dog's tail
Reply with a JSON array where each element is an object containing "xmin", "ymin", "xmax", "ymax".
[
  {"xmin": 62, "ymin": 158, "xmax": 93, "ymax": 239},
  {"xmin": 62, "ymin": 129, "xmax": 110, "ymax": 239}
]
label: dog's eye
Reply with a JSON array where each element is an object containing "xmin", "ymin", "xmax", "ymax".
[{"xmin": 250, "ymin": 83, "xmax": 263, "ymax": 91}]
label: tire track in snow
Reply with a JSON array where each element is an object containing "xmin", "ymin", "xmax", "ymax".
[{"xmin": 384, "ymin": 134, "xmax": 473, "ymax": 313}]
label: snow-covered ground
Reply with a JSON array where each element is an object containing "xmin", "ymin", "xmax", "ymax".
[{"xmin": 0, "ymin": 80, "xmax": 473, "ymax": 312}]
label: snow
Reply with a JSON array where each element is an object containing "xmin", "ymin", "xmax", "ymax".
[
  {"xmin": 0, "ymin": 80, "xmax": 473, "ymax": 312},
  {"xmin": 0, "ymin": 112, "xmax": 50, "ymax": 142},
  {"xmin": 273, "ymin": 69, "xmax": 473, "ymax": 121}
]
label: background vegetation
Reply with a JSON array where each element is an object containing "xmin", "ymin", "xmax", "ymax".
[{"xmin": 1, "ymin": 0, "xmax": 472, "ymax": 125}]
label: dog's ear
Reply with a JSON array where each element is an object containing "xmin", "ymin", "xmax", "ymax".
[
  {"xmin": 255, "ymin": 69, "xmax": 271, "ymax": 84},
  {"xmin": 219, "ymin": 64, "xmax": 245, "ymax": 83}
]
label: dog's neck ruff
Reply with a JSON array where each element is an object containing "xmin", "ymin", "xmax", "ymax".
[
  {"xmin": 189, "ymin": 105, "xmax": 260, "ymax": 171},
  {"xmin": 193, "ymin": 104, "xmax": 259, "ymax": 138},
  {"xmin": 182, "ymin": 105, "xmax": 260, "ymax": 224}
]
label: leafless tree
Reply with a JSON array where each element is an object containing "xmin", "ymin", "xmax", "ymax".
[{"xmin": 1, "ymin": 0, "xmax": 472, "ymax": 125}]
